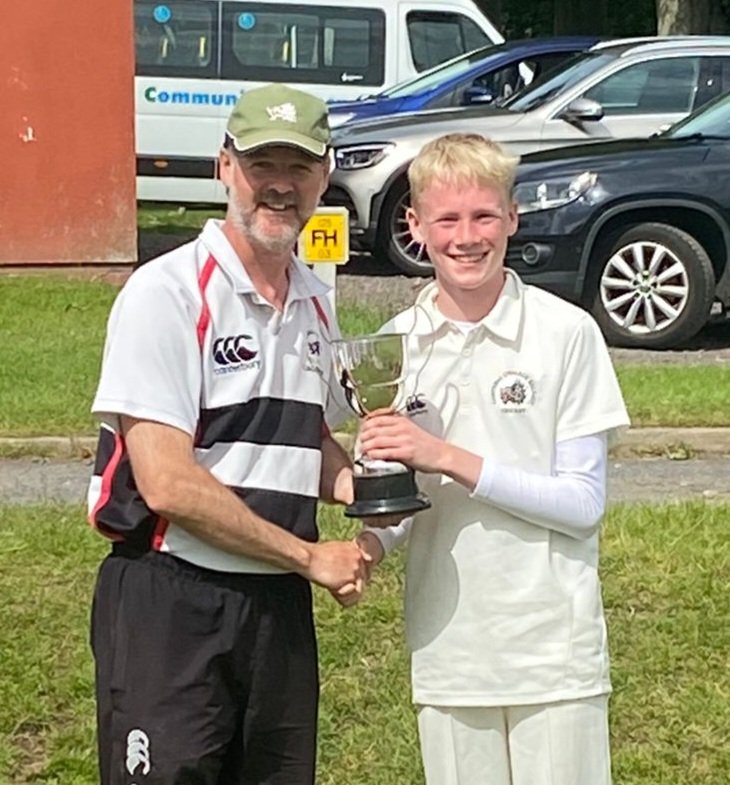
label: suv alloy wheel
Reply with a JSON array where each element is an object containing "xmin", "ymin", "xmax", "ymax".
[{"xmin": 590, "ymin": 222, "xmax": 715, "ymax": 348}]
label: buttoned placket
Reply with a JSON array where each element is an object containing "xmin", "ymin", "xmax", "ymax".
[
  {"xmin": 280, "ymin": 297, "xmax": 298, "ymax": 331},
  {"xmin": 244, "ymin": 290, "xmax": 283, "ymax": 335},
  {"xmin": 456, "ymin": 325, "xmax": 477, "ymax": 408}
]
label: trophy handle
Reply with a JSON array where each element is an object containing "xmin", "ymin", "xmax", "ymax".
[
  {"xmin": 340, "ymin": 369, "xmax": 402, "ymax": 416},
  {"xmin": 340, "ymin": 369, "xmax": 368, "ymax": 417}
]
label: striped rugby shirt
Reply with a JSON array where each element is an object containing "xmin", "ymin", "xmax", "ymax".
[{"xmin": 87, "ymin": 219, "xmax": 346, "ymax": 573}]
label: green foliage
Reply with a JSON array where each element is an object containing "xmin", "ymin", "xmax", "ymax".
[
  {"xmin": 1, "ymin": 502, "xmax": 728, "ymax": 783},
  {"xmin": 475, "ymin": 0, "xmax": 656, "ymax": 37}
]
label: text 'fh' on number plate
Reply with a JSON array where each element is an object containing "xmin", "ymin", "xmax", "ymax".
[{"xmin": 298, "ymin": 207, "xmax": 349, "ymax": 264}]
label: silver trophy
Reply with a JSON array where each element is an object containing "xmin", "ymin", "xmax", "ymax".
[{"xmin": 332, "ymin": 333, "xmax": 431, "ymax": 519}]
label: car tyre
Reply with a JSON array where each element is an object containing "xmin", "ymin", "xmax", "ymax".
[
  {"xmin": 589, "ymin": 222, "xmax": 715, "ymax": 349},
  {"xmin": 376, "ymin": 179, "xmax": 434, "ymax": 276}
]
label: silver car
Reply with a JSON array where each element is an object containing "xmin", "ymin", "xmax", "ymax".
[{"xmin": 326, "ymin": 36, "xmax": 730, "ymax": 274}]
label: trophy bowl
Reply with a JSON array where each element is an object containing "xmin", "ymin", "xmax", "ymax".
[{"xmin": 332, "ymin": 334, "xmax": 431, "ymax": 520}]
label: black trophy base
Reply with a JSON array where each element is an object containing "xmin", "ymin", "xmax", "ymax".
[{"xmin": 344, "ymin": 467, "xmax": 431, "ymax": 519}]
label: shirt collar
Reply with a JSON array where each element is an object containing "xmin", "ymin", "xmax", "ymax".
[
  {"xmin": 200, "ymin": 219, "xmax": 330, "ymax": 301},
  {"xmin": 412, "ymin": 269, "xmax": 525, "ymax": 342}
]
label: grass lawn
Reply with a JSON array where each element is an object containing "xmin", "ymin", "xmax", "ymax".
[
  {"xmin": 0, "ymin": 277, "xmax": 118, "ymax": 438},
  {"xmin": 616, "ymin": 365, "xmax": 730, "ymax": 427},
  {"xmin": 0, "ymin": 502, "xmax": 728, "ymax": 784},
  {"xmin": 137, "ymin": 202, "xmax": 224, "ymax": 233},
  {"xmin": 1, "ymin": 275, "xmax": 730, "ymax": 438},
  {"xmin": 0, "ymin": 276, "xmax": 388, "ymax": 439}
]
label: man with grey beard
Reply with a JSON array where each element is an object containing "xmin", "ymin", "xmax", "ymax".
[{"xmin": 87, "ymin": 84, "xmax": 368, "ymax": 785}]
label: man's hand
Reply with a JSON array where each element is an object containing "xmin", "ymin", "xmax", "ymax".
[
  {"xmin": 359, "ymin": 411, "xmax": 445, "ymax": 474},
  {"xmin": 304, "ymin": 539, "xmax": 371, "ymax": 596},
  {"xmin": 328, "ymin": 532, "xmax": 385, "ymax": 608}
]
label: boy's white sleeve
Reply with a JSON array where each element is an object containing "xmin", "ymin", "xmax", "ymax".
[
  {"xmin": 363, "ymin": 516, "xmax": 413, "ymax": 555},
  {"xmin": 472, "ymin": 433, "xmax": 608, "ymax": 539}
]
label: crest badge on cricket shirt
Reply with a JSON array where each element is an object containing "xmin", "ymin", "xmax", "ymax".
[
  {"xmin": 304, "ymin": 329, "xmax": 324, "ymax": 374},
  {"xmin": 491, "ymin": 371, "xmax": 536, "ymax": 413}
]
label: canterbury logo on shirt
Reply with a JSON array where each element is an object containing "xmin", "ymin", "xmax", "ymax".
[
  {"xmin": 126, "ymin": 728, "xmax": 152, "ymax": 777},
  {"xmin": 405, "ymin": 394, "xmax": 428, "ymax": 414},
  {"xmin": 212, "ymin": 334, "xmax": 261, "ymax": 372}
]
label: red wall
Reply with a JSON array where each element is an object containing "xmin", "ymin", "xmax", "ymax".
[{"xmin": 0, "ymin": 0, "xmax": 137, "ymax": 264}]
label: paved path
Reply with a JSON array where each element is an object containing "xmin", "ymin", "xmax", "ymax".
[
  {"xmin": 608, "ymin": 455, "xmax": 729, "ymax": 502},
  {"xmin": 1, "ymin": 456, "xmax": 728, "ymax": 506}
]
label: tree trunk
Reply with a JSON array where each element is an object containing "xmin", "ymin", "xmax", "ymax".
[
  {"xmin": 553, "ymin": 0, "xmax": 608, "ymax": 34},
  {"xmin": 656, "ymin": 0, "xmax": 728, "ymax": 34}
]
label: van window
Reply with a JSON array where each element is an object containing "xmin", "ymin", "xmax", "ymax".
[
  {"xmin": 221, "ymin": 3, "xmax": 386, "ymax": 86},
  {"xmin": 407, "ymin": 11, "xmax": 490, "ymax": 72},
  {"xmin": 135, "ymin": 1, "xmax": 218, "ymax": 77}
]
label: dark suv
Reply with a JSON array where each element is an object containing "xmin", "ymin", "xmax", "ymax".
[{"xmin": 510, "ymin": 89, "xmax": 730, "ymax": 348}]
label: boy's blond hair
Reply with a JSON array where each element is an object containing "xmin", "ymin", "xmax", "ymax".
[{"xmin": 408, "ymin": 133, "xmax": 519, "ymax": 207}]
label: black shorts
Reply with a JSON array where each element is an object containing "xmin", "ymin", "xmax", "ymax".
[{"xmin": 91, "ymin": 548, "xmax": 318, "ymax": 785}]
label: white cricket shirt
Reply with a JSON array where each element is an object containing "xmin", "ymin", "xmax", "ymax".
[
  {"xmin": 88, "ymin": 220, "xmax": 344, "ymax": 572},
  {"xmin": 382, "ymin": 270, "xmax": 630, "ymax": 707}
]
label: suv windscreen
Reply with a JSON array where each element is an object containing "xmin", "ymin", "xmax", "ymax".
[
  {"xmin": 381, "ymin": 44, "xmax": 504, "ymax": 99},
  {"xmin": 668, "ymin": 91, "xmax": 730, "ymax": 138},
  {"xmin": 503, "ymin": 52, "xmax": 616, "ymax": 113}
]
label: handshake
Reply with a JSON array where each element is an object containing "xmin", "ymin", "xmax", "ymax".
[{"xmin": 302, "ymin": 529, "xmax": 389, "ymax": 608}]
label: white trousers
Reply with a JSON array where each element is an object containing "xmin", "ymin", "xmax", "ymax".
[{"xmin": 417, "ymin": 695, "xmax": 611, "ymax": 785}]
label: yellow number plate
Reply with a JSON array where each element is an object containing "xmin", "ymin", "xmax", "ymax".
[{"xmin": 298, "ymin": 207, "xmax": 349, "ymax": 264}]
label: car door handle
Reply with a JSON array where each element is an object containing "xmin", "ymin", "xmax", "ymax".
[{"xmin": 341, "ymin": 72, "xmax": 364, "ymax": 83}]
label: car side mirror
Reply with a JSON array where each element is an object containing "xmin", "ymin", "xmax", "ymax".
[
  {"xmin": 462, "ymin": 85, "xmax": 495, "ymax": 105},
  {"xmin": 558, "ymin": 97, "xmax": 604, "ymax": 123},
  {"xmin": 648, "ymin": 127, "xmax": 668, "ymax": 138}
]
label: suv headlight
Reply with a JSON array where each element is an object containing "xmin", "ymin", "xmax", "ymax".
[
  {"xmin": 514, "ymin": 171, "xmax": 598, "ymax": 214},
  {"xmin": 334, "ymin": 144, "xmax": 394, "ymax": 171}
]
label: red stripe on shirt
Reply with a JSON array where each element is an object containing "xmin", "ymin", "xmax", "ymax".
[
  {"xmin": 88, "ymin": 431, "xmax": 125, "ymax": 539},
  {"xmin": 311, "ymin": 296, "xmax": 329, "ymax": 332},
  {"xmin": 192, "ymin": 254, "xmax": 218, "ymax": 448},
  {"xmin": 196, "ymin": 255, "xmax": 217, "ymax": 349},
  {"xmin": 151, "ymin": 516, "xmax": 170, "ymax": 551}
]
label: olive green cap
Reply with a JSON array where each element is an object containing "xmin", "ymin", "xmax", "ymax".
[{"xmin": 226, "ymin": 83, "xmax": 331, "ymax": 158}]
